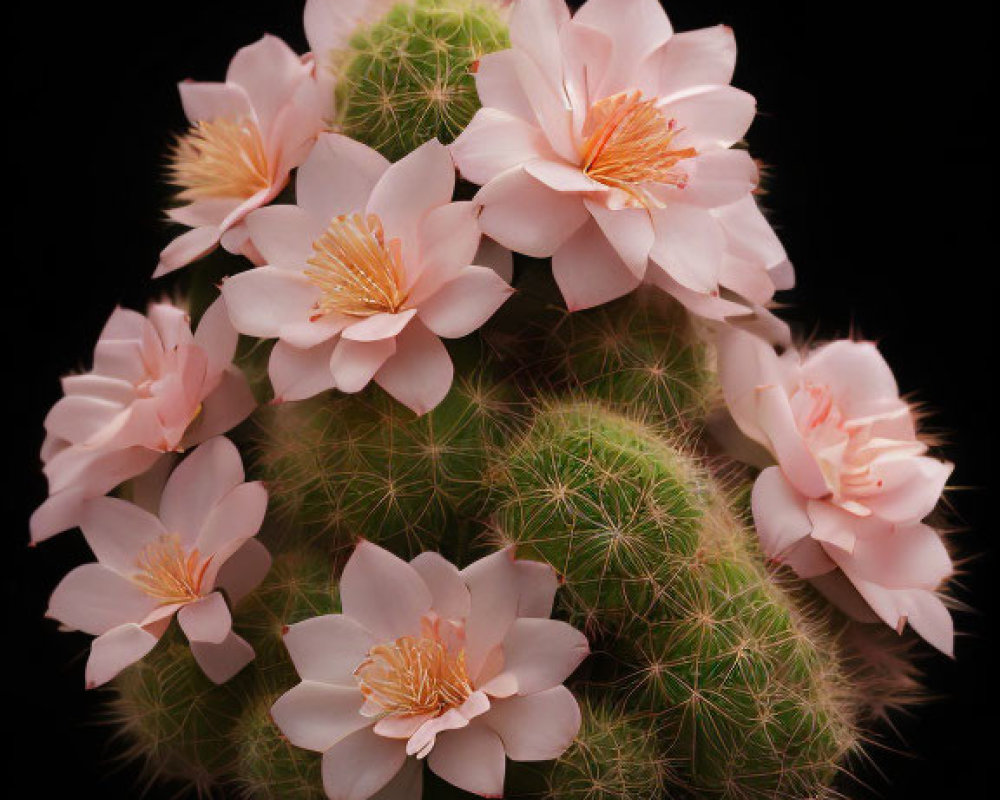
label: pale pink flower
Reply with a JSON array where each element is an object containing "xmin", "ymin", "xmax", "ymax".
[
  {"xmin": 46, "ymin": 437, "xmax": 271, "ymax": 687},
  {"xmin": 221, "ymin": 134, "xmax": 513, "ymax": 414},
  {"xmin": 271, "ymin": 541, "xmax": 587, "ymax": 799},
  {"xmin": 156, "ymin": 35, "xmax": 325, "ymax": 277},
  {"xmin": 718, "ymin": 328, "xmax": 954, "ymax": 653},
  {"xmin": 450, "ymin": 0, "xmax": 792, "ymax": 318},
  {"xmin": 31, "ymin": 299, "xmax": 255, "ymax": 543}
]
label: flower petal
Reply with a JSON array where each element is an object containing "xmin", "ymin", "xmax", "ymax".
[
  {"xmin": 474, "ymin": 49, "xmax": 534, "ymax": 122},
  {"xmin": 482, "ymin": 618, "xmax": 589, "ymax": 697},
  {"xmin": 297, "ymin": 133, "xmax": 390, "ymax": 223},
  {"xmin": 221, "ymin": 267, "xmax": 319, "ymax": 339},
  {"xmin": 410, "ymin": 552, "xmax": 472, "ymax": 622},
  {"xmin": 178, "ymin": 591, "xmax": 232, "ymax": 644},
  {"xmin": 641, "ymin": 25, "xmax": 736, "ymax": 98},
  {"xmin": 155, "ymin": 226, "xmax": 221, "ymax": 277},
  {"xmin": 270, "ymin": 338, "xmax": 339, "ymax": 402},
  {"xmin": 452, "ymin": 108, "xmax": 552, "ymax": 186},
  {"xmin": 48, "ymin": 564, "xmax": 157, "ymax": 636},
  {"xmin": 246, "ymin": 204, "xmax": 325, "ymax": 266},
  {"xmin": 661, "ymin": 84, "xmax": 757, "ymax": 151},
  {"xmin": 85, "ymin": 624, "xmax": 160, "ymax": 689},
  {"xmin": 271, "ymin": 680, "xmax": 369, "ymax": 752},
  {"xmin": 552, "ymin": 217, "xmax": 642, "ymax": 311},
  {"xmin": 322, "ymin": 727, "xmax": 408, "ymax": 800},
  {"xmin": 190, "ymin": 630, "xmax": 255, "ymax": 684},
  {"xmin": 374, "ymin": 320, "xmax": 454, "ymax": 416},
  {"xmin": 484, "ymin": 685, "xmax": 581, "ymax": 761},
  {"xmin": 477, "ymin": 167, "xmax": 589, "ymax": 258},
  {"xmin": 227, "ymin": 35, "xmax": 310, "ymax": 133},
  {"xmin": 195, "ymin": 481, "xmax": 268, "ymax": 556},
  {"xmin": 649, "ymin": 203, "xmax": 725, "ymax": 294},
  {"xmin": 585, "ymin": 200, "xmax": 654, "ymax": 277},
  {"xmin": 342, "ymin": 310, "xmax": 418, "ymax": 343},
  {"xmin": 340, "ymin": 541, "xmax": 433, "ymax": 642},
  {"xmin": 284, "ymin": 614, "xmax": 377, "ymax": 687},
  {"xmin": 159, "ymin": 437, "xmax": 245, "ymax": 544},
  {"xmin": 427, "ymin": 720, "xmax": 506, "ymax": 797},
  {"xmin": 515, "ymin": 559, "xmax": 559, "ymax": 618},
  {"xmin": 330, "ymin": 337, "xmax": 397, "ymax": 394},
  {"xmin": 214, "ymin": 538, "xmax": 273, "ymax": 606},
  {"xmin": 79, "ymin": 496, "xmax": 168, "ymax": 576},
  {"xmin": 756, "ymin": 385, "xmax": 830, "ymax": 499},
  {"xmin": 461, "ymin": 549, "xmax": 521, "ymax": 682},
  {"xmin": 417, "ymin": 266, "xmax": 513, "ymax": 339}
]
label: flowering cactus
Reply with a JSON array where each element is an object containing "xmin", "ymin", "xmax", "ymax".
[{"xmin": 32, "ymin": 2, "xmax": 957, "ymax": 799}]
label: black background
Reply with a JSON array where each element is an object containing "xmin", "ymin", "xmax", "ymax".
[{"xmin": 4, "ymin": 1, "xmax": 994, "ymax": 797}]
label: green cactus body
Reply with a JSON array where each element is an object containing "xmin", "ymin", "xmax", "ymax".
[
  {"xmin": 254, "ymin": 349, "xmax": 519, "ymax": 561},
  {"xmin": 494, "ymin": 402, "xmax": 857, "ymax": 798},
  {"xmin": 335, "ymin": 0, "xmax": 509, "ymax": 160}
]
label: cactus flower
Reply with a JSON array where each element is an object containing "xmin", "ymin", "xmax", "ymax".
[
  {"xmin": 30, "ymin": 299, "xmax": 255, "ymax": 543},
  {"xmin": 222, "ymin": 133, "xmax": 514, "ymax": 414},
  {"xmin": 156, "ymin": 35, "xmax": 325, "ymax": 276},
  {"xmin": 450, "ymin": 0, "xmax": 791, "ymax": 318},
  {"xmin": 718, "ymin": 328, "xmax": 954, "ymax": 653},
  {"xmin": 46, "ymin": 437, "xmax": 271, "ymax": 687},
  {"xmin": 272, "ymin": 541, "xmax": 587, "ymax": 799}
]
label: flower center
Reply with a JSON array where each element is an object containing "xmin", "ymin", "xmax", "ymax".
[
  {"xmin": 304, "ymin": 213, "xmax": 409, "ymax": 319},
  {"xmin": 132, "ymin": 533, "xmax": 209, "ymax": 605},
  {"xmin": 170, "ymin": 117, "xmax": 271, "ymax": 201},
  {"xmin": 580, "ymin": 91, "xmax": 697, "ymax": 208},
  {"xmin": 355, "ymin": 635, "xmax": 472, "ymax": 719}
]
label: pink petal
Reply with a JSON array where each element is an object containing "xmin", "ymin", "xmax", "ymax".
[
  {"xmin": 271, "ymin": 681, "xmax": 368, "ymax": 752},
  {"xmin": 321, "ymin": 727, "xmax": 408, "ymax": 800},
  {"xmin": 270, "ymin": 338, "xmax": 339, "ymax": 401},
  {"xmin": 452, "ymin": 108, "xmax": 551, "ymax": 186},
  {"xmin": 195, "ymin": 481, "xmax": 268, "ymax": 555},
  {"xmin": 481, "ymin": 618, "xmax": 588, "ymax": 697},
  {"xmin": 179, "ymin": 81, "xmax": 252, "ymax": 123},
  {"xmin": 368, "ymin": 757, "xmax": 423, "ymax": 800},
  {"xmin": 411, "ymin": 201, "xmax": 482, "ymax": 294},
  {"xmin": 841, "ymin": 519, "xmax": 952, "ymax": 592},
  {"xmin": 715, "ymin": 196, "xmax": 793, "ymax": 288},
  {"xmin": 246, "ymin": 204, "xmax": 325, "ymax": 266},
  {"xmin": 801, "ymin": 340, "xmax": 901, "ymax": 419},
  {"xmin": 716, "ymin": 327, "xmax": 798, "ymax": 446},
  {"xmin": 511, "ymin": 50, "xmax": 579, "ymax": 162},
  {"xmin": 155, "ymin": 226, "xmax": 221, "ymax": 277},
  {"xmin": 85, "ymin": 624, "xmax": 160, "ymax": 689},
  {"xmin": 902, "ymin": 590, "xmax": 954, "ymax": 656},
  {"xmin": 221, "ymin": 267, "xmax": 319, "ymax": 338},
  {"xmin": 524, "ymin": 159, "xmax": 607, "ymax": 193},
  {"xmin": 159, "ymin": 437, "xmax": 246, "ymax": 544},
  {"xmin": 515, "ymin": 560, "xmax": 559, "ymax": 618},
  {"xmin": 340, "ymin": 541, "xmax": 433, "ymax": 642},
  {"xmin": 279, "ymin": 316, "xmax": 349, "ymax": 349},
  {"xmin": 679, "ymin": 149, "xmax": 759, "ymax": 208},
  {"xmin": 477, "ymin": 167, "xmax": 589, "ymax": 258},
  {"xmin": 640, "ymin": 25, "xmax": 736, "ymax": 98},
  {"xmin": 649, "ymin": 203, "xmax": 725, "ymax": 294},
  {"xmin": 809, "ymin": 570, "xmax": 881, "ymax": 623},
  {"xmin": 226, "ymin": 35, "xmax": 309, "ymax": 134},
  {"xmin": 304, "ymin": 0, "xmax": 376, "ymax": 80},
  {"xmin": 410, "ymin": 552, "xmax": 472, "ymax": 622},
  {"xmin": 756, "ymin": 385, "xmax": 830, "ymax": 498},
  {"xmin": 406, "ymin": 708, "xmax": 471, "ymax": 758},
  {"xmin": 461, "ymin": 549, "xmax": 521, "ymax": 682},
  {"xmin": 44, "ymin": 396, "xmax": 126, "ymax": 445},
  {"xmin": 79, "ymin": 496, "xmax": 168, "ymax": 575},
  {"xmin": 752, "ymin": 467, "xmax": 813, "ymax": 558},
  {"xmin": 284, "ymin": 614, "xmax": 377, "ymax": 686},
  {"xmin": 367, "ymin": 139, "xmax": 456, "ymax": 262},
  {"xmin": 864, "ymin": 457, "xmax": 952, "ymax": 525},
  {"xmin": 508, "ymin": 0, "xmax": 571, "ymax": 92},
  {"xmin": 193, "ymin": 297, "xmax": 239, "ymax": 377},
  {"xmin": 330, "ymin": 337, "xmax": 397, "ymax": 394},
  {"xmin": 213, "ymin": 538, "xmax": 272, "ymax": 606},
  {"xmin": 30, "ymin": 489, "xmax": 87, "ymax": 544},
  {"xmin": 297, "ymin": 133, "xmax": 390, "ymax": 223},
  {"xmin": 474, "ymin": 49, "xmax": 535, "ymax": 122},
  {"xmin": 574, "ymin": 0, "xmax": 673, "ymax": 96},
  {"xmin": 182, "ymin": 367, "xmax": 256, "ymax": 448},
  {"xmin": 374, "ymin": 321, "xmax": 454, "ymax": 415},
  {"xmin": 47, "ymin": 564, "xmax": 157, "ymax": 636},
  {"xmin": 417, "ymin": 266, "xmax": 514, "ymax": 339},
  {"xmin": 660, "ymin": 84, "xmax": 757, "ymax": 152},
  {"xmin": 342, "ymin": 309, "xmax": 418, "ymax": 343},
  {"xmin": 190, "ymin": 630, "xmax": 255, "ymax": 684},
  {"xmin": 484, "ymin": 685, "xmax": 581, "ymax": 761},
  {"xmin": 552, "ymin": 217, "xmax": 642, "ymax": 311},
  {"xmin": 585, "ymin": 200, "xmax": 654, "ymax": 277},
  {"xmin": 426, "ymin": 721, "xmax": 506, "ymax": 797},
  {"xmin": 178, "ymin": 591, "xmax": 232, "ymax": 644}
]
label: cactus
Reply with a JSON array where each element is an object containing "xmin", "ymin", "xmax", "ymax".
[
  {"xmin": 334, "ymin": 0, "xmax": 509, "ymax": 161},
  {"xmin": 98, "ymin": 3, "xmax": 927, "ymax": 799},
  {"xmin": 492, "ymin": 402, "xmax": 858, "ymax": 798}
]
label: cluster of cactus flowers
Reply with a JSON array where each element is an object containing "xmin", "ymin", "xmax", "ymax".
[{"xmin": 31, "ymin": 1, "xmax": 957, "ymax": 799}]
